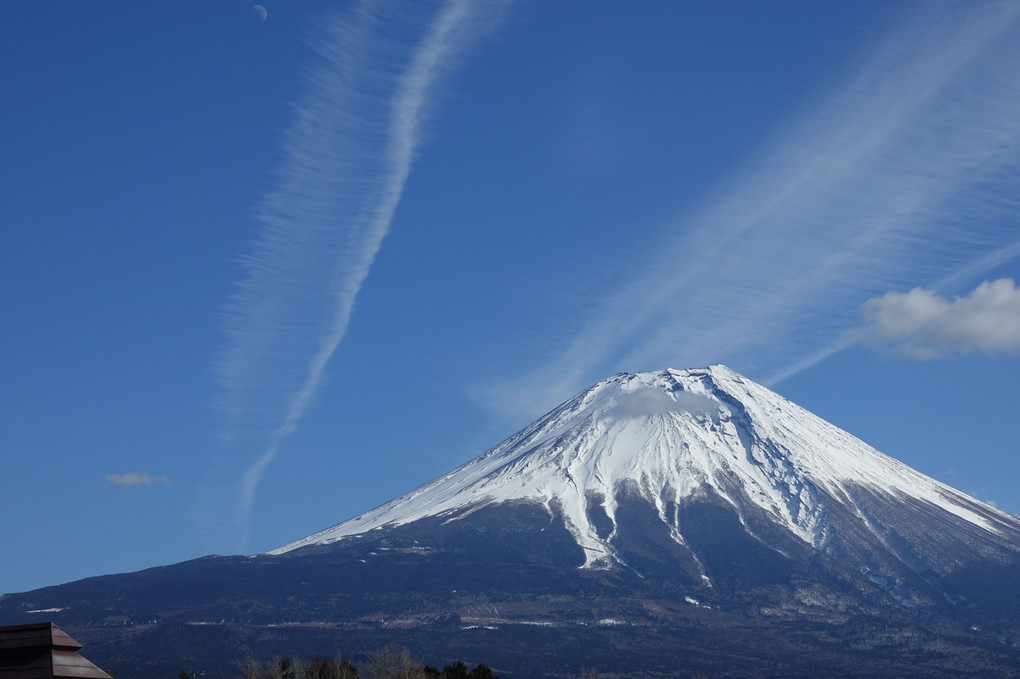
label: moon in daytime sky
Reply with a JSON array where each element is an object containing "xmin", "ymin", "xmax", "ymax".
[{"xmin": 253, "ymin": 5, "xmax": 267, "ymax": 22}]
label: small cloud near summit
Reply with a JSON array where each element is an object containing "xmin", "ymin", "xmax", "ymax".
[
  {"xmin": 857, "ymin": 278, "xmax": 1020, "ymax": 358},
  {"xmin": 106, "ymin": 472, "xmax": 170, "ymax": 487},
  {"xmin": 612, "ymin": 387, "xmax": 723, "ymax": 419}
]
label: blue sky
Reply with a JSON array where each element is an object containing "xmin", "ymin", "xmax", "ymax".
[{"xmin": 2, "ymin": 0, "xmax": 1019, "ymax": 595}]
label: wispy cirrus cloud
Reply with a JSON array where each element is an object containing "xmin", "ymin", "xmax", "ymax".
[
  {"xmin": 215, "ymin": 0, "xmax": 508, "ymax": 550},
  {"xmin": 478, "ymin": 0, "xmax": 1020, "ymax": 421},
  {"xmin": 106, "ymin": 472, "xmax": 170, "ymax": 487},
  {"xmin": 859, "ymin": 278, "xmax": 1020, "ymax": 358}
]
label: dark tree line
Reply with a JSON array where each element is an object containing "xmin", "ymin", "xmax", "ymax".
[
  {"xmin": 421, "ymin": 660, "xmax": 495, "ymax": 679},
  {"xmin": 225, "ymin": 648, "xmax": 497, "ymax": 679},
  {"xmin": 214, "ymin": 648, "xmax": 709, "ymax": 679}
]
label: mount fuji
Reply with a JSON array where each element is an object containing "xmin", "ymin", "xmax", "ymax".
[
  {"xmin": 275, "ymin": 366, "xmax": 1018, "ymax": 581},
  {"xmin": 3, "ymin": 366, "xmax": 1020, "ymax": 678}
]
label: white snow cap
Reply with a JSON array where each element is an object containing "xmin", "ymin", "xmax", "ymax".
[{"xmin": 271, "ymin": 366, "xmax": 1008, "ymax": 564}]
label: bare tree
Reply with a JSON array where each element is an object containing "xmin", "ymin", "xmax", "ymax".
[
  {"xmin": 289, "ymin": 656, "xmax": 306, "ymax": 679},
  {"xmin": 365, "ymin": 647, "xmax": 426, "ymax": 679},
  {"xmin": 237, "ymin": 653, "xmax": 267, "ymax": 679},
  {"xmin": 332, "ymin": 650, "xmax": 360, "ymax": 679}
]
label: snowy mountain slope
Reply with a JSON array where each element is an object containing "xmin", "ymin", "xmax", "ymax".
[{"xmin": 272, "ymin": 366, "xmax": 1020, "ymax": 579}]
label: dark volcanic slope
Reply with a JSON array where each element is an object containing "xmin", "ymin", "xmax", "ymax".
[{"xmin": 3, "ymin": 500, "xmax": 1020, "ymax": 678}]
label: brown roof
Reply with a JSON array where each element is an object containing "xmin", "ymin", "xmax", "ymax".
[
  {"xmin": 0, "ymin": 624, "xmax": 82, "ymax": 653},
  {"xmin": 0, "ymin": 624, "xmax": 112, "ymax": 679}
]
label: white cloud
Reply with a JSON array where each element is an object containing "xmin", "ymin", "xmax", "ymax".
[
  {"xmin": 859, "ymin": 278, "xmax": 1020, "ymax": 358},
  {"xmin": 106, "ymin": 472, "xmax": 170, "ymax": 487},
  {"xmin": 477, "ymin": 1, "xmax": 1020, "ymax": 423},
  {"xmin": 215, "ymin": 0, "xmax": 509, "ymax": 550},
  {"xmin": 611, "ymin": 388, "xmax": 722, "ymax": 420}
]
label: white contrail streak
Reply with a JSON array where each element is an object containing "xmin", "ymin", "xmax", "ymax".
[
  {"xmin": 480, "ymin": 0, "xmax": 1020, "ymax": 421},
  {"xmin": 217, "ymin": 0, "xmax": 506, "ymax": 549}
]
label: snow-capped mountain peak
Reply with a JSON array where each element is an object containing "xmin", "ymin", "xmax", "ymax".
[{"xmin": 271, "ymin": 366, "xmax": 1015, "ymax": 572}]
